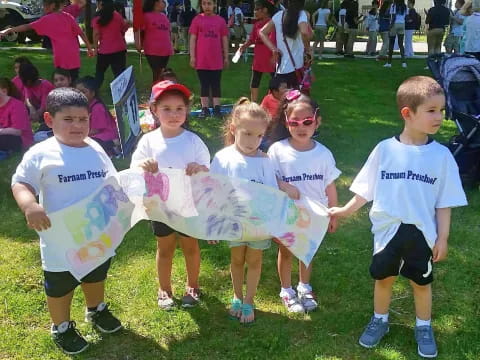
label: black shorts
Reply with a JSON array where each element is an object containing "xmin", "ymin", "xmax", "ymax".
[
  {"xmin": 43, "ymin": 258, "xmax": 112, "ymax": 298},
  {"xmin": 151, "ymin": 221, "xmax": 188, "ymax": 238},
  {"xmin": 370, "ymin": 224, "xmax": 433, "ymax": 286}
]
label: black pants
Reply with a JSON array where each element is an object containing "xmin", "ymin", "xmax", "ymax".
[
  {"xmin": 95, "ymin": 50, "xmax": 127, "ymax": 88},
  {"xmin": 145, "ymin": 55, "xmax": 170, "ymax": 83},
  {"xmin": 388, "ymin": 34, "xmax": 405, "ymax": 62},
  {"xmin": 197, "ymin": 70, "xmax": 222, "ymax": 98},
  {"xmin": 250, "ymin": 70, "xmax": 274, "ymax": 89},
  {"xmin": 274, "ymin": 71, "xmax": 299, "ymax": 89},
  {"xmin": 0, "ymin": 134, "xmax": 22, "ymax": 152}
]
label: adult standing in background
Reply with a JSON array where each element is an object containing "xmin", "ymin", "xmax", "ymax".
[
  {"xmin": 335, "ymin": 0, "xmax": 348, "ymax": 55},
  {"xmin": 260, "ymin": 0, "xmax": 312, "ymax": 88},
  {"xmin": 312, "ymin": 0, "xmax": 331, "ymax": 59},
  {"xmin": 377, "ymin": 0, "xmax": 392, "ymax": 60},
  {"xmin": 404, "ymin": 0, "xmax": 420, "ymax": 57},
  {"xmin": 178, "ymin": 0, "xmax": 197, "ymax": 53},
  {"xmin": 345, "ymin": 0, "xmax": 362, "ymax": 58},
  {"xmin": 384, "ymin": 0, "xmax": 407, "ymax": 68},
  {"xmin": 463, "ymin": 0, "xmax": 480, "ymax": 59},
  {"xmin": 425, "ymin": 0, "xmax": 450, "ymax": 56}
]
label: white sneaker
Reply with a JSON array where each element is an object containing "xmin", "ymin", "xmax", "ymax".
[
  {"xmin": 281, "ymin": 295, "xmax": 305, "ymax": 313},
  {"xmin": 402, "ymin": 62, "xmax": 407, "ymax": 68},
  {"xmin": 298, "ymin": 290, "xmax": 318, "ymax": 312},
  {"xmin": 383, "ymin": 63, "xmax": 392, "ymax": 68}
]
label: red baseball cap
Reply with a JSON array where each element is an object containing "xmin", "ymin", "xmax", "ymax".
[{"xmin": 150, "ymin": 80, "xmax": 191, "ymax": 102}]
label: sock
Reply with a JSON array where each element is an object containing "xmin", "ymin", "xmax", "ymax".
[
  {"xmin": 416, "ymin": 317, "xmax": 431, "ymax": 327},
  {"xmin": 297, "ymin": 282, "xmax": 312, "ymax": 294},
  {"xmin": 52, "ymin": 321, "xmax": 70, "ymax": 334},
  {"xmin": 87, "ymin": 302, "xmax": 106, "ymax": 313},
  {"xmin": 279, "ymin": 287, "xmax": 296, "ymax": 298},
  {"xmin": 374, "ymin": 312, "xmax": 389, "ymax": 323}
]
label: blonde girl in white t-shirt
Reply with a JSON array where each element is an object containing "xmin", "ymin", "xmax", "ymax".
[
  {"xmin": 267, "ymin": 89, "xmax": 340, "ymax": 313},
  {"xmin": 130, "ymin": 80, "xmax": 210, "ymax": 310},
  {"xmin": 210, "ymin": 98, "xmax": 276, "ymax": 324}
]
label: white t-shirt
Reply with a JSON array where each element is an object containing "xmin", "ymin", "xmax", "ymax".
[
  {"xmin": 464, "ymin": 13, "xmax": 480, "ymax": 53},
  {"xmin": 272, "ymin": 10, "xmax": 308, "ymax": 74},
  {"xmin": 11, "ymin": 137, "xmax": 117, "ymax": 271},
  {"xmin": 315, "ymin": 8, "xmax": 330, "ymax": 26},
  {"xmin": 390, "ymin": 4, "xmax": 406, "ymax": 24},
  {"xmin": 267, "ymin": 139, "xmax": 341, "ymax": 206},
  {"xmin": 210, "ymin": 145, "xmax": 278, "ymax": 188},
  {"xmin": 350, "ymin": 137, "xmax": 467, "ymax": 254},
  {"xmin": 130, "ymin": 128, "xmax": 210, "ymax": 169}
]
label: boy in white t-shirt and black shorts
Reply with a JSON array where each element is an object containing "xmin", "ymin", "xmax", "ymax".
[
  {"xmin": 329, "ymin": 76, "xmax": 467, "ymax": 358},
  {"xmin": 11, "ymin": 88, "xmax": 122, "ymax": 355}
]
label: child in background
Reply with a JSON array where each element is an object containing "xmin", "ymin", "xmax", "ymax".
[
  {"xmin": 210, "ymin": 98, "xmax": 276, "ymax": 324},
  {"xmin": 444, "ymin": 0, "xmax": 466, "ymax": 54},
  {"xmin": 189, "ymin": 0, "xmax": 229, "ymax": 118},
  {"xmin": 19, "ymin": 63, "xmax": 55, "ymax": 125},
  {"xmin": 52, "ymin": 68, "xmax": 73, "ymax": 88},
  {"xmin": 268, "ymin": 90, "xmax": 340, "ymax": 313},
  {"xmin": 130, "ymin": 80, "xmax": 210, "ymax": 310},
  {"xmin": 312, "ymin": 0, "xmax": 331, "ymax": 59},
  {"xmin": 92, "ymin": 0, "xmax": 129, "ymax": 88},
  {"xmin": 366, "ymin": 3, "xmax": 379, "ymax": 56},
  {"xmin": 12, "ymin": 56, "xmax": 32, "ymax": 101},
  {"xmin": 0, "ymin": 0, "xmax": 94, "ymax": 83},
  {"xmin": 11, "ymin": 88, "xmax": 122, "ymax": 355},
  {"xmin": 238, "ymin": 0, "xmax": 276, "ymax": 103},
  {"xmin": 63, "ymin": 0, "xmax": 86, "ymax": 19},
  {"xmin": 76, "ymin": 76, "xmax": 119, "ymax": 156},
  {"xmin": 135, "ymin": 0, "xmax": 174, "ymax": 84},
  {"xmin": 230, "ymin": 0, "xmax": 246, "ymax": 49},
  {"xmin": 329, "ymin": 76, "xmax": 467, "ymax": 358},
  {"xmin": 0, "ymin": 78, "xmax": 33, "ymax": 152},
  {"xmin": 260, "ymin": 77, "xmax": 287, "ymax": 119},
  {"xmin": 178, "ymin": 0, "xmax": 197, "ymax": 54}
]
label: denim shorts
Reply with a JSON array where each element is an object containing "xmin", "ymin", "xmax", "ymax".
[{"xmin": 229, "ymin": 239, "xmax": 271, "ymax": 250}]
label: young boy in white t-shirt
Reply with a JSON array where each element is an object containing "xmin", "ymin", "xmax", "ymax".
[
  {"xmin": 329, "ymin": 76, "xmax": 467, "ymax": 359},
  {"xmin": 11, "ymin": 88, "xmax": 121, "ymax": 355}
]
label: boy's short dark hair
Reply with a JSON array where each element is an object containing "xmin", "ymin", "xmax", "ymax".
[
  {"xmin": 46, "ymin": 88, "xmax": 89, "ymax": 116},
  {"xmin": 396, "ymin": 76, "xmax": 444, "ymax": 113},
  {"xmin": 269, "ymin": 77, "xmax": 287, "ymax": 92}
]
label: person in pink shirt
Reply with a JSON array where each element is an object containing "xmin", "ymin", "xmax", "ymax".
[
  {"xmin": 63, "ymin": 0, "xmax": 86, "ymax": 18},
  {"xmin": 260, "ymin": 77, "xmax": 287, "ymax": 119},
  {"xmin": 190, "ymin": 0, "xmax": 229, "ymax": 117},
  {"xmin": 135, "ymin": 0, "xmax": 174, "ymax": 84},
  {"xmin": 11, "ymin": 56, "xmax": 33, "ymax": 102},
  {"xmin": 238, "ymin": 0, "xmax": 276, "ymax": 102},
  {"xmin": 0, "ymin": 0, "xmax": 94, "ymax": 83},
  {"xmin": 19, "ymin": 63, "xmax": 55, "ymax": 125},
  {"xmin": 92, "ymin": 0, "xmax": 129, "ymax": 88},
  {"xmin": 76, "ymin": 76, "xmax": 119, "ymax": 156},
  {"xmin": 0, "ymin": 78, "xmax": 33, "ymax": 152}
]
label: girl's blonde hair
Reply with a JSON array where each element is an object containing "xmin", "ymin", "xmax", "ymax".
[{"xmin": 223, "ymin": 97, "xmax": 270, "ymax": 146}]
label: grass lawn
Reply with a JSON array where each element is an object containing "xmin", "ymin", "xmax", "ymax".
[{"xmin": 0, "ymin": 51, "xmax": 479, "ymax": 360}]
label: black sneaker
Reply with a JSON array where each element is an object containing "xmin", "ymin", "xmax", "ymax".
[
  {"xmin": 51, "ymin": 321, "xmax": 89, "ymax": 355},
  {"xmin": 86, "ymin": 302, "xmax": 122, "ymax": 334},
  {"xmin": 213, "ymin": 105, "xmax": 222, "ymax": 117},
  {"xmin": 199, "ymin": 107, "xmax": 210, "ymax": 118}
]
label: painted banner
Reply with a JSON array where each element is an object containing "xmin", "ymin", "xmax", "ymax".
[
  {"xmin": 110, "ymin": 66, "xmax": 141, "ymax": 157},
  {"xmin": 39, "ymin": 169, "xmax": 330, "ymax": 280}
]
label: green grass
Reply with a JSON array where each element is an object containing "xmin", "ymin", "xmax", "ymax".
[{"xmin": 0, "ymin": 51, "xmax": 479, "ymax": 360}]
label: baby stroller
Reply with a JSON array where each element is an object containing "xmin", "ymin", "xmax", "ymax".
[{"xmin": 440, "ymin": 54, "xmax": 480, "ymax": 186}]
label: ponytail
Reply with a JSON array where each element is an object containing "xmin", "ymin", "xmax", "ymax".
[
  {"xmin": 283, "ymin": 0, "xmax": 305, "ymax": 38},
  {"xmin": 98, "ymin": 0, "xmax": 115, "ymax": 26}
]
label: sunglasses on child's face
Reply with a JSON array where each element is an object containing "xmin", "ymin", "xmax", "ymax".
[{"xmin": 285, "ymin": 109, "xmax": 318, "ymax": 127}]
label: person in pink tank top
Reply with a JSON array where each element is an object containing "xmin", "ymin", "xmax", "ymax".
[
  {"xmin": 134, "ymin": 0, "xmax": 174, "ymax": 84},
  {"xmin": 0, "ymin": 0, "xmax": 94, "ymax": 83},
  {"xmin": 189, "ymin": 0, "xmax": 229, "ymax": 117},
  {"xmin": 0, "ymin": 78, "xmax": 33, "ymax": 152},
  {"xmin": 92, "ymin": 0, "xmax": 130, "ymax": 88}
]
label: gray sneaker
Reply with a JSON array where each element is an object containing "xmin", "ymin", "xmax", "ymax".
[
  {"xmin": 415, "ymin": 325, "xmax": 438, "ymax": 358},
  {"xmin": 181, "ymin": 287, "xmax": 201, "ymax": 308},
  {"xmin": 359, "ymin": 316, "xmax": 389, "ymax": 348}
]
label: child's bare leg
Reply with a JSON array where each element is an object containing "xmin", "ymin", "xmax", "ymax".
[
  {"xmin": 410, "ymin": 281, "xmax": 432, "ymax": 320},
  {"xmin": 81, "ymin": 281, "xmax": 105, "ymax": 308},
  {"xmin": 241, "ymin": 247, "xmax": 263, "ymax": 323},
  {"xmin": 47, "ymin": 292, "xmax": 74, "ymax": 325},
  {"xmin": 231, "ymin": 247, "xmax": 246, "ymax": 298},
  {"xmin": 178, "ymin": 236, "xmax": 200, "ymax": 289},
  {"xmin": 250, "ymin": 88, "xmax": 259, "ymax": 103},
  {"xmin": 299, "ymin": 261, "xmax": 313, "ymax": 285},
  {"xmin": 244, "ymin": 248, "xmax": 263, "ymax": 305},
  {"xmin": 230, "ymin": 246, "xmax": 246, "ymax": 317},
  {"xmin": 156, "ymin": 234, "xmax": 177, "ymax": 292},
  {"xmin": 374, "ymin": 276, "xmax": 396, "ymax": 316},
  {"xmin": 277, "ymin": 243, "xmax": 293, "ymax": 289}
]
